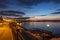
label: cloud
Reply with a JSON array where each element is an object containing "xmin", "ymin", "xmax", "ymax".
[
  {"xmin": 0, "ymin": 10, "xmax": 25, "ymax": 16},
  {"xmin": 0, "ymin": 0, "xmax": 60, "ymax": 9},
  {"xmin": 51, "ymin": 12, "xmax": 60, "ymax": 14},
  {"xmin": 39, "ymin": 15, "xmax": 47, "ymax": 16},
  {"xmin": 0, "ymin": 0, "xmax": 9, "ymax": 9},
  {"xmin": 0, "ymin": 4, "xmax": 7, "ymax": 9},
  {"xmin": 56, "ymin": 9, "xmax": 60, "ymax": 11},
  {"xmin": 17, "ymin": 0, "xmax": 60, "ymax": 6}
]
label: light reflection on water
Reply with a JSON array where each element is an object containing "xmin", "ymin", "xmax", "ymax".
[{"xmin": 23, "ymin": 22, "xmax": 60, "ymax": 34}]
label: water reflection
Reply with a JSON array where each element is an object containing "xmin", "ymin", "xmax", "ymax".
[
  {"xmin": 46, "ymin": 24, "xmax": 50, "ymax": 27},
  {"xmin": 23, "ymin": 22, "xmax": 60, "ymax": 34}
]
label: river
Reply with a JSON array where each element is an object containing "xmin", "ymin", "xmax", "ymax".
[{"xmin": 23, "ymin": 22, "xmax": 60, "ymax": 34}]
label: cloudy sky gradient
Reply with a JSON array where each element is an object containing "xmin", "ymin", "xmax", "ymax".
[{"xmin": 0, "ymin": 0, "xmax": 60, "ymax": 19}]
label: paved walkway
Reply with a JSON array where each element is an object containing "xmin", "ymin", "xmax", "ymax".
[{"xmin": 0, "ymin": 22, "xmax": 13, "ymax": 40}]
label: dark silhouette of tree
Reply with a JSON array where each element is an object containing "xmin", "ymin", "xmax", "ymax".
[{"xmin": 0, "ymin": 16, "xmax": 3, "ymax": 22}]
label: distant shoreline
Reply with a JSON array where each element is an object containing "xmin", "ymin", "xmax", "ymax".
[{"xmin": 21, "ymin": 20, "xmax": 60, "ymax": 22}]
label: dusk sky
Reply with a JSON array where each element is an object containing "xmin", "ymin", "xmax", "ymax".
[{"xmin": 0, "ymin": 0, "xmax": 60, "ymax": 19}]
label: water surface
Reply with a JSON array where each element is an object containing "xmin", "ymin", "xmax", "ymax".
[{"xmin": 23, "ymin": 22, "xmax": 60, "ymax": 34}]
